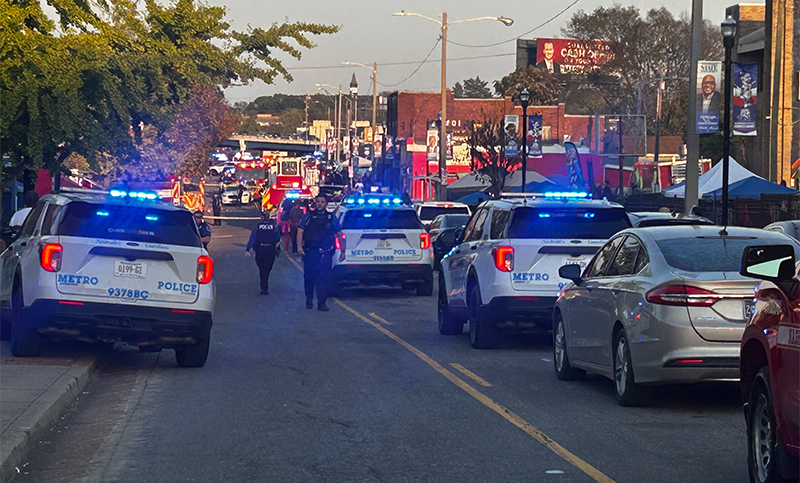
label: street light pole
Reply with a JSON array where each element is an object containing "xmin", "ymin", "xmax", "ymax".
[
  {"xmin": 721, "ymin": 16, "xmax": 737, "ymax": 227},
  {"xmin": 654, "ymin": 79, "xmax": 665, "ymax": 167},
  {"xmin": 519, "ymin": 89, "xmax": 530, "ymax": 193},
  {"xmin": 393, "ymin": 11, "xmax": 513, "ymax": 201}
]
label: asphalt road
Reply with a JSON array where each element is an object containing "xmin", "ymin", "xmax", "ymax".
[{"xmin": 10, "ymin": 201, "xmax": 747, "ymax": 483}]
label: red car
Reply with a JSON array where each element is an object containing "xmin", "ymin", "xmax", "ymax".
[{"xmin": 739, "ymin": 244, "xmax": 800, "ymax": 483}]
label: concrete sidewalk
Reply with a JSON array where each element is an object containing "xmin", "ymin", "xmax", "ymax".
[{"xmin": 0, "ymin": 342, "xmax": 97, "ymax": 482}]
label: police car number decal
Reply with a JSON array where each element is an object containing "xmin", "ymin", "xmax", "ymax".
[
  {"xmin": 374, "ymin": 255, "xmax": 395, "ymax": 262},
  {"xmin": 108, "ymin": 288, "xmax": 149, "ymax": 299}
]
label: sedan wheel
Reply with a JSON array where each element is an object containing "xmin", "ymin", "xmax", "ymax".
[
  {"xmin": 612, "ymin": 331, "xmax": 651, "ymax": 406},
  {"xmin": 553, "ymin": 314, "xmax": 585, "ymax": 381}
]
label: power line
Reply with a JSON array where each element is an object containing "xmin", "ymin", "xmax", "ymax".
[
  {"xmin": 378, "ymin": 38, "xmax": 441, "ymax": 87},
  {"xmin": 447, "ymin": 0, "xmax": 583, "ymax": 48},
  {"xmin": 287, "ymin": 52, "xmax": 514, "ymax": 72}
]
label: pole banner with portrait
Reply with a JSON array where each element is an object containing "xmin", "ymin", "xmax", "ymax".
[
  {"xmin": 732, "ymin": 63, "xmax": 758, "ymax": 136},
  {"xmin": 527, "ymin": 115, "xmax": 543, "ymax": 159},
  {"xmin": 696, "ymin": 61, "xmax": 722, "ymax": 134},
  {"xmin": 426, "ymin": 129, "xmax": 439, "ymax": 161},
  {"xmin": 503, "ymin": 115, "xmax": 519, "ymax": 158}
]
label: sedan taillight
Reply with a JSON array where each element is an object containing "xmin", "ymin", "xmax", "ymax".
[
  {"xmin": 494, "ymin": 246, "xmax": 514, "ymax": 272},
  {"xmin": 197, "ymin": 256, "xmax": 214, "ymax": 284},
  {"xmin": 419, "ymin": 233, "xmax": 431, "ymax": 249},
  {"xmin": 645, "ymin": 285, "xmax": 722, "ymax": 307},
  {"xmin": 41, "ymin": 243, "xmax": 63, "ymax": 272}
]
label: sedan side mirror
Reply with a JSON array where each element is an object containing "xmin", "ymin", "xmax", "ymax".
[
  {"xmin": 740, "ymin": 244, "xmax": 796, "ymax": 282},
  {"xmin": 439, "ymin": 230, "xmax": 457, "ymax": 245},
  {"xmin": 559, "ymin": 264, "xmax": 583, "ymax": 284},
  {"xmin": 454, "ymin": 226, "xmax": 465, "ymax": 244}
]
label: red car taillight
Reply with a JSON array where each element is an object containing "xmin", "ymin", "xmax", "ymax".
[
  {"xmin": 419, "ymin": 233, "xmax": 431, "ymax": 249},
  {"xmin": 335, "ymin": 233, "xmax": 346, "ymax": 250},
  {"xmin": 197, "ymin": 256, "xmax": 214, "ymax": 284},
  {"xmin": 41, "ymin": 243, "xmax": 63, "ymax": 272},
  {"xmin": 494, "ymin": 246, "xmax": 514, "ymax": 272},
  {"xmin": 645, "ymin": 285, "xmax": 722, "ymax": 307}
]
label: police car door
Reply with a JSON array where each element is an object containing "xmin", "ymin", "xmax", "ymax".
[
  {"xmin": 2, "ymin": 202, "xmax": 46, "ymax": 303},
  {"xmin": 445, "ymin": 207, "xmax": 489, "ymax": 308}
]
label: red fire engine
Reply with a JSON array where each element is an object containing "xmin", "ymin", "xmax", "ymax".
[{"xmin": 261, "ymin": 157, "xmax": 312, "ymax": 211}]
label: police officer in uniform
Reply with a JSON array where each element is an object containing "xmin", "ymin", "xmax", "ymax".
[
  {"xmin": 297, "ymin": 195, "xmax": 346, "ymax": 311},
  {"xmin": 245, "ymin": 211, "xmax": 281, "ymax": 294}
]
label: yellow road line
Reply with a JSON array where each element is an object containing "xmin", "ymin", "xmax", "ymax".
[
  {"xmin": 449, "ymin": 363, "xmax": 492, "ymax": 387},
  {"xmin": 286, "ymin": 252, "xmax": 614, "ymax": 483},
  {"xmin": 367, "ymin": 313, "xmax": 393, "ymax": 326}
]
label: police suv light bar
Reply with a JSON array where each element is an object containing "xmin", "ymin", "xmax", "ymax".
[
  {"xmin": 110, "ymin": 189, "xmax": 160, "ymax": 200},
  {"xmin": 500, "ymin": 192, "xmax": 590, "ymax": 200},
  {"xmin": 343, "ymin": 195, "xmax": 404, "ymax": 207}
]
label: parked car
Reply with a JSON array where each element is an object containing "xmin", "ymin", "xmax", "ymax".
[
  {"xmin": 763, "ymin": 220, "xmax": 800, "ymax": 242},
  {"xmin": 739, "ymin": 244, "xmax": 800, "ymax": 483},
  {"xmin": 553, "ymin": 225, "xmax": 800, "ymax": 406},
  {"xmin": 221, "ymin": 185, "xmax": 251, "ymax": 205},
  {"xmin": 627, "ymin": 211, "xmax": 714, "ymax": 228},
  {"xmin": 416, "ymin": 202, "xmax": 471, "ymax": 228}
]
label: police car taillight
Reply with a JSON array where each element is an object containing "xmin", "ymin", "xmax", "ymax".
[
  {"xmin": 419, "ymin": 233, "xmax": 431, "ymax": 249},
  {"xmin": 197, "ymin": 256, "xmax": 214, "ymax": 284},
  {"xmin": 493, "ymin": 246, "xmax": 514, "ymax": 272},
  {"xmin": 41, "ymin": 243, "xmax": 63, "ymax": 272},
  {"xmin": 335, "ymin": 233, "xmax": 346, "ymax": 250}
]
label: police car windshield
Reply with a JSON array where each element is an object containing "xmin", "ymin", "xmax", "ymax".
[
  {"xmin": 59, "ymin": 202, "xmax": 202, "ymax": 247},
  {"xmin": 508, "ymin": 207, "xmax": 630, "ymax": 239},
  {"xmin": 419, "ymin": 206, "xmax": 469, "ymax": 221},
  {"xmin": 342, "ymin": 210, "xmax": 422, "ymax": 230}
]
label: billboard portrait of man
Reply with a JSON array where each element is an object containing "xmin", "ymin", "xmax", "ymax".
[{"xmin": 536, "ymin": 41, "xmax": 561, "ymax": 74}]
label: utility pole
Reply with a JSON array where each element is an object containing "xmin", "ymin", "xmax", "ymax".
[
  {"xmin": 439, "ymin": 12, "xmax": 448, "ymax": 201},
  {"xmin": 654, "ymin": 79, "xmax": 665, "ymax": 169},
  {"xmin": 372, "ymin": 62, "xmax": 377, "ymax": 144},
  {"xmin": 685, "ymin": 0, "xmax": 703, "ymax": 213}
]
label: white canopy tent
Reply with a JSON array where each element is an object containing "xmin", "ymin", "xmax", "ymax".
[
  {"xmin": 447, "ymin": 169, "xmax": 552, "ymax": 191},
  {"xmin": 662, "ymin": 157, "xmax": 759, "ymax": 198}
]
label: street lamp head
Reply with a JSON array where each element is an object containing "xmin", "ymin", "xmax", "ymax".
[
  {"xmin": 721, "ymin": 16, "xmax": 737, "ymax": 48},
  {"xmin": 497, "ymin": 16, "xmax": 514, "ymax": 27},
  {"xmin": 519, "ymin": 88, "xmax": 530, "ymax": 108},
  {"xmin": 392, "ymin": 11, "xmax": 406, "ymax": 17}
]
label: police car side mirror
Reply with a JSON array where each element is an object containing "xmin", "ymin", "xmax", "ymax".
[
  {"xmin": 454, "ymin": 226, "xmax": 465, "ymax": 244},
  {"xmin": 439, "ymin": 231, "xmax": 457, "ymax": 245},
  {"xmin": 559, "ymin": 264, "xmax": 583, "ymax": 284}
]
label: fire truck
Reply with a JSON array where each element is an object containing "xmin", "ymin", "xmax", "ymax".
[
  {"xmin": 171, "ymin": 177, "xmax": 206, "ymax": 212},
  {"xmin": 261, "ymin": 157, "xmax": 313, "ymax": 211}
]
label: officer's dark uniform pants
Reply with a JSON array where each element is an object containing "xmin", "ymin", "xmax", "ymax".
[
  {"xmin": 254, "ymin": 247, "xmax": 277, "ymax": 293},
  {"xmin": 303, "ymin": 249, "xmax": 333, "ymax": 304}
]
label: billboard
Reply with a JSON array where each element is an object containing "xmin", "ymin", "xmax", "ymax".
[
  {"xmin": 504, "ymin": 115, "xmax": 519, "ymax": 158},
  {"xmin": 535, "ymin": 38, "xmax": 616, "ymax": 75},
  {"xmin": 696, "ymin": 61, "xmax": 722, "ymax": 134},
  {"xmin": 732, "ymin": 63, "xmax": 757, "ymax": 136}
]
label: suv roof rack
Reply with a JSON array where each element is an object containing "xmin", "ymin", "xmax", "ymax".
[{"xmin": 55, "ymin": 187, "xmax": 109, "ymax": 195}]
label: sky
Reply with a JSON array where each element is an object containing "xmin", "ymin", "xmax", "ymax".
[{"xmin": 218, "ymin": 0, "xmax": 737, "ymax": 103}]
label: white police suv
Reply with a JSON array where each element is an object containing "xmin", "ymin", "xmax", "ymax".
[
  {"xmin": 332, "ymin": 194, "xmax": 434, "ymax": 295},
  {"xmin": 0, "ymin": 188, "xmax": 215, "ymax": 366},
  {"xmin": 437, "ymin": 192, "xmax": 631, "ymax": 349}
]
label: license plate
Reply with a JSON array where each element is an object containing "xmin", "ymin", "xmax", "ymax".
[
  {"xmin": 744, "ymin": 300, "xmax": 756, "ymax": 319},
  {"xmin": 375, "ymin": 240, "xmax": 392, "ymax": 250},
  {"xmin": 565, "ymin": 257, "xmax": 587, "ymax": 269},
  {"xmin": 114, "ymin": 261, "xmax": 146, "ymax": 278}
]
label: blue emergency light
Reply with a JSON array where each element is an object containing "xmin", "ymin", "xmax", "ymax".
[
  {"xmin": 96, "ymin": 210, "xmax": 110, "ymax": 216},
  {"xmin": 109, "ymin": 189, "xmax": 159, "ymax": 201},
  {"xmin": 344, "ymin": 195, "xmax": 405, "ymax": 207},
  {"xmin": 285, "ymin": 192, "xmax": 301, "ymax": 199},
  {"xmin": 543, "ymin": 191, "xmax": 589, "ymax": 199}
]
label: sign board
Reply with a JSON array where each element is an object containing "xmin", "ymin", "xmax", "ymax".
[
  {"xmin": 696, "ymin": 61, "xmax": 722, "ymax": 134},
  {"xmin": 535, "ymin": 38, "xmax": 616, "ymax": 75},
  {"xmin": 504, "ymin": 115, "xmax": 519, "ymax": 158},
  {"xmin": 732, "ymin": 63, "xmax": 758, "ymax": 136}
]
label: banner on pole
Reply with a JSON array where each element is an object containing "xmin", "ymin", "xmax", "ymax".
[
  {"xmin": 527, "ymin": 115, "xmax": 543, "ymax": 158},
  {"xmin": 503, "ymin": 115, "xmax": 519, "ymax": 158},
  {"xmin": 732, "ymin": 62, "xmax": 758, "ymax": 136},
  {"xmin": 564, "ymin": 142, "xmax": 585, "ymax": 189},
  {"xmin": 696, "ymin": 61, "xmax": 722, "ymax": 134},
  {"xmin": 426, "ymin": 129, "xmax": 439, "ymax": 161}
]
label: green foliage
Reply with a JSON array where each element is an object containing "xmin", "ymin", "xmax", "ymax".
[
  {"xmin": 0, "ymin": 0, "xmax": 339, "ymax": 188},
  {"xmin": 493, "ymin": 67, "xmax": 564, "ymax": 105},
  {"xmin": 453, "ymin": 76, "xmax": 493, "ymax": 99}
]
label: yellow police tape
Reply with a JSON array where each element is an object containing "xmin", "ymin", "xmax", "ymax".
[{"xmin": 204, "ymin": 215, "xmax": 262, "ymax": 220}]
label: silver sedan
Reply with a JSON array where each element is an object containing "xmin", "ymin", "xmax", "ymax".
[{"xmin": 552, "ymin": 225, "xmax": 800, "ymax": 406}]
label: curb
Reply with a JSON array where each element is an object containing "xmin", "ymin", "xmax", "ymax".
[{"xmin": 0, "ymin": 354, "xmax": 98, "ymax": 482}]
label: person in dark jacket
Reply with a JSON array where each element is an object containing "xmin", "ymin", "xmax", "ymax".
[
  {"xmin": 211, "ymin": 194, "xmax": 222, "ymax": 226},
  {"xmin": 194, "ymin": 211, "xmax": 212, "ymax": 249},
  {"xmin": 245, "ymin": 211, "xmax": 281, "ymax": 294},
  {"xmin": 297, "ymin": 195, "xmax": 346, "ymax": 311},
  {"xmin": 288, "ymin": 201, "xmax": 305, "ymax": 254}
]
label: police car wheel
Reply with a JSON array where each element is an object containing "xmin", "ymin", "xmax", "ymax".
[
  {"xmin": 468, "ymin": 286, "xmax": 498, "ymax": 349},
  {"xmin": 9, "ymin": 282, "xmax": 42, "ymax": 357},
  {"xmin": 416, "ymin": 277, "xmax": 433, "ymax": 296},
  {"xmin": 0, "ymin": 308, "xmax": 10, "ymax": 341},
  {"xmin": 175, "ymin": 334, "xmax": 210, "ymax": 368},
  {"xmin": 438, "ymin": 278, "xmax": 463, "ymax": 335}
]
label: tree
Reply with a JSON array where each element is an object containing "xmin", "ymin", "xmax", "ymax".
[
  {"xmin": 1, "ymin": 0, "xmax": 339, "ymax": 189},
  {"xmin": 493, "ymin": 67, "xmax": 564, "ymax": 105},
  {"xmin": 561, "ymin": 4, "xmax": 723, "ymax": 136},
  {"xmin": 278, "ymin": 108, "xmax": 304, "ymax": 134},
  {"xmin": 469, "ymin": 116, "xmax": 520, "ymax": 198},
  {"xmin": 453, "ymin": 76, "xmax": 493, "ymax": 98}
]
